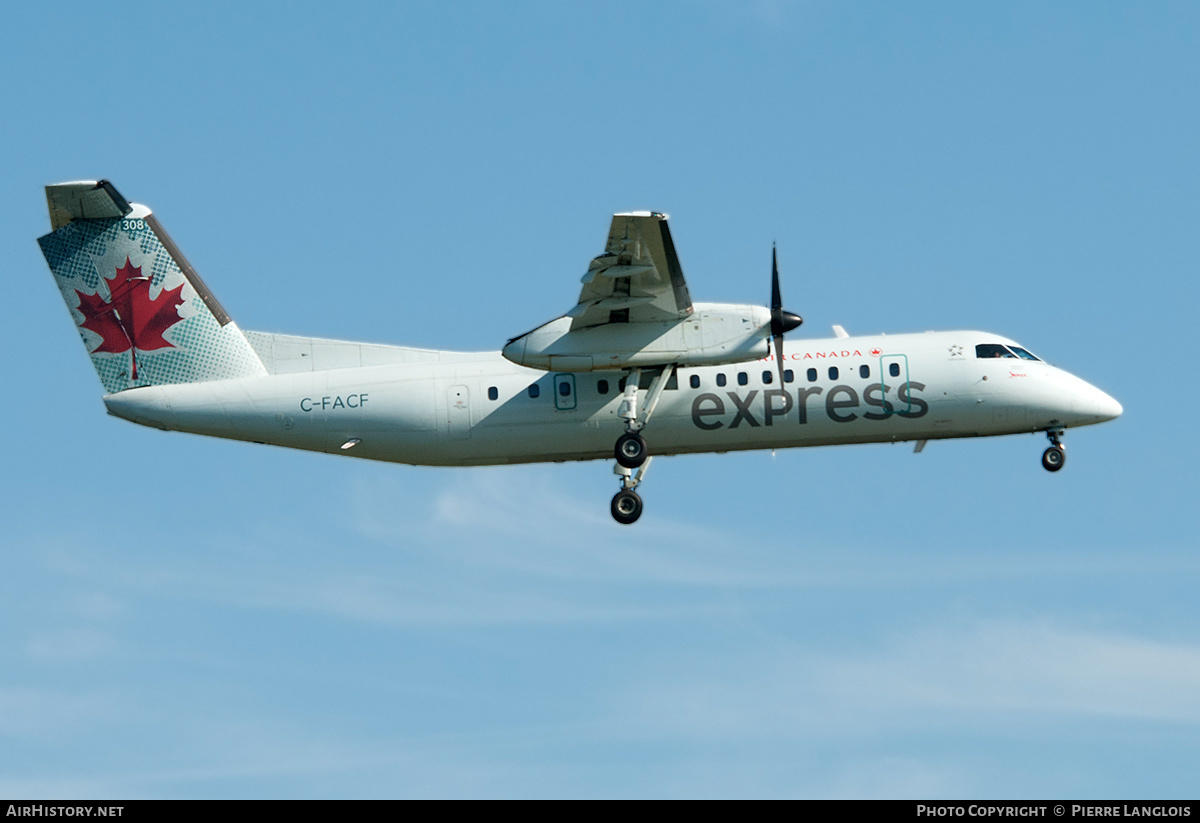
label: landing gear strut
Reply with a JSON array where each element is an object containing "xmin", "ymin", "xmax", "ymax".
[
  {"xmin": 608, "ymin": 365, "xmax": 675, "ymax": 523},
  {"xmin": 1042, "ymin": 428, "xmax": 1066, "ymax": 472},
  {"xmin": 611, "ymin": 456, "xmax": 652, "ymax": 525}
]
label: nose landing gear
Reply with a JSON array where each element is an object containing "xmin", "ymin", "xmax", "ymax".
[{"xmin": 1042, "ymin": 428, "xmax": 1066, "ymax": 472}]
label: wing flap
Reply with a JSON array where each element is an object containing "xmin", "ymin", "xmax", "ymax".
[
  {"xmin": 581, "ymin": 263, "xmax": 656, "ymax": 283},
  {"xmin": 570, "ymin": 213, "xmax": 692, "ymax": 331},
  {"xmin": 566, "ymin": 294, "xmax": 656, "ymax": 318}
]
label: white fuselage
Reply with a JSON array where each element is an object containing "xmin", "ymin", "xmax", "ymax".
[{"xmin": 101, "ymin": 330, "xmax": 1121, "ymax": 467}]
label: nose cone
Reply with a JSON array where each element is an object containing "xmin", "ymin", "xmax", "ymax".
[{"xmin": 1073, "ymin": 382, "xmax": 1123, "ymax": 424}]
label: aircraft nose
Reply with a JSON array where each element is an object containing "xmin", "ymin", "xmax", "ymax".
[{"xmin": 1073, "ymin": 382, "xmax": 1123, "ymax": 423}]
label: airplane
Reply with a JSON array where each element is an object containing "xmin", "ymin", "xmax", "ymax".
[{"xmin": 38, "ymin": 180, "xmax": 1122, "ymax": 524}]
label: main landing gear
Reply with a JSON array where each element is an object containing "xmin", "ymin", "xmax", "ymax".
[
  {"xmin": 615, "ymin": 431, "xmax": 647, "ymax": 469},
  {"xmin": 1041, "ymin": 428, "xmax": 1066, "ymax": 472},
  {"xmin": 611, "ymin": 456, "xmax": 652, "ymax": 524},
  {"xmin": 611, "ymin": 485, "xmax": 644, "ymax": 525},
  {"xmin": 609, "ymin": 365, "xmax": 673, "ymax": 524}
]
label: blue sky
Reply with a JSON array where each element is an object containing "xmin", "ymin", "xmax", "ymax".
[{"xmin": 2, "ymin": 1, "xmax": 1198, "ymax": 798}]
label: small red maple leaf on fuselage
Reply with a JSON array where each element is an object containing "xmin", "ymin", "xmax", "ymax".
[{"xmin": 75, "ymin": 257, "xmax": 185, "ymax": 379}]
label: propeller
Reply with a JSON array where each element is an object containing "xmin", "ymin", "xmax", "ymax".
[{"xmin": 769, "ymin": 244, "xmax": 803, "ymax": 386}]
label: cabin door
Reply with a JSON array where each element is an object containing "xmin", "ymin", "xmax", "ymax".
[
  {"xmin": 878, "ymin": 354, "xmax": 912, "ymax": 415},
  {"xmin": 553, "ymin": 373, "xmax": 577, "ymax": 411}
]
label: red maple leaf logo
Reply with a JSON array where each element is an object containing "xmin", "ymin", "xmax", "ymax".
[
  {"xmin": 869, "ymin": 347, "xmax": 882, "ymax": 356},
  {"xmin": 75, "ymin": 257, "xmax": 185, "ymax": 380}
]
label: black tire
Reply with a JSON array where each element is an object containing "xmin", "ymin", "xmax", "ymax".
[
  {"xmin": 1042, "ymin": 445, "xmax": 1065, "ymax": 472},
  {"xmin": 614, "ymin": 432, "xmax": 648, "ymax": 468},
  {"xmin": 611, "ymin": 489, "xmax": 643, "ymax": 525}
]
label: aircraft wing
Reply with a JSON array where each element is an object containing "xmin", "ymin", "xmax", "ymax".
[{"xmin": 569, "ymin": 213, "xmax": 693, "ymax": 331}]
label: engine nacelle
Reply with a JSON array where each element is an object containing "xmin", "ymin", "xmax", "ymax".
[{"xmin": 502, "ymin": 303, "xmax": 772, "ymax": 372}]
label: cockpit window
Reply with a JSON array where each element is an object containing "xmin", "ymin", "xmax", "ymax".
[
  {"xmin": 1009, "ymin": 346, "xmax": 1041, "ymax": 362},
  {"xmin": 976, "ymin": 343, "xmax": 1017, "ymax": 359}
]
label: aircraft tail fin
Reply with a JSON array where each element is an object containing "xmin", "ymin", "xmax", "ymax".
[{"xmin": 38, "ymin": 181, "xmax": 267, "ymax": 394}]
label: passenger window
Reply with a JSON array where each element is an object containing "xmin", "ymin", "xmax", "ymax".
[
  {"xmin": 487, "ymin": 386, "xmax": 498, "ymax": 401},
  {"xmin": 828, "ymin": 367, "xmax": 838, "ymax": 380},
  {"xmin": 737, "ymin": 372, "xmax": 748, "ymax": 386},
  {"xmin": 598, "ymin": 379, "xmax": 609, "ymax": 395},
  {"xmin": 716, "ymin": 373, "xmax": 727, "ymax": 387},
  {"xmin": 807, "ymin": 368, "xmax": 817, "ymax": 382},
  {"xmin": 762, "ymin": 370, "xmax": 773, "ymax": 385},
  {"xmin": 859, "ymin": 365, "xmax": 870, "ymax": 379},
  {"xmin": 690, "ymin": 374, "xmax": 700, "ymax": 389},
  {"xmin": 558, "ymin": 381, "xmax": 571, "ymax": 397},
  {"xmin": 784, "ymin": 369, "xmax": 794, "ymax": 383},
  {"xmin": 976, "ymin": 343, "xmax": 1016, "ymax": 359},
  {"xmin": 528, "ymin": 384, "xmax": 540, "ymax": 398},
  {"xmin": 889, "ymin": 363, "xmax": 900, "ymax": 378}
]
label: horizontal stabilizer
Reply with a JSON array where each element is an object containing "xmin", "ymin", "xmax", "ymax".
[{"xmin": 46, "ymin": 181, "xmax": 131, "ymax": 231}]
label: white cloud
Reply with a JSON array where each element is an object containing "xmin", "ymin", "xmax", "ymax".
[
  {"xmin": 608, "ymin": 620, "xmax": 1200, "ymax": 745},
  {"xmin": 0, "ymin": 688, "xmax": 115, "ymax": 740},
  {"xmin": 26, "ymin": 629, "xmax": 117, "ymax": 662},
  {"xmin": 825, "ymin": 621, "xmax": 1200, "ymax": 723},
  {"xmin": 749, "ymin": 0, "xmax": 796, "ymax": 28}
]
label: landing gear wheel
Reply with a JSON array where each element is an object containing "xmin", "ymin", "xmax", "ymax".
[
  {"xmin": 615, "ymin": 432, "xmax": 648, "ymax": 469},
  {"xmin": 611, "ymin": 489, "xmax": 643, "ymax": 525},
  {"xmin": 1042, "ymin": 445, "xmax": 1066, "ymax": 472}
]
